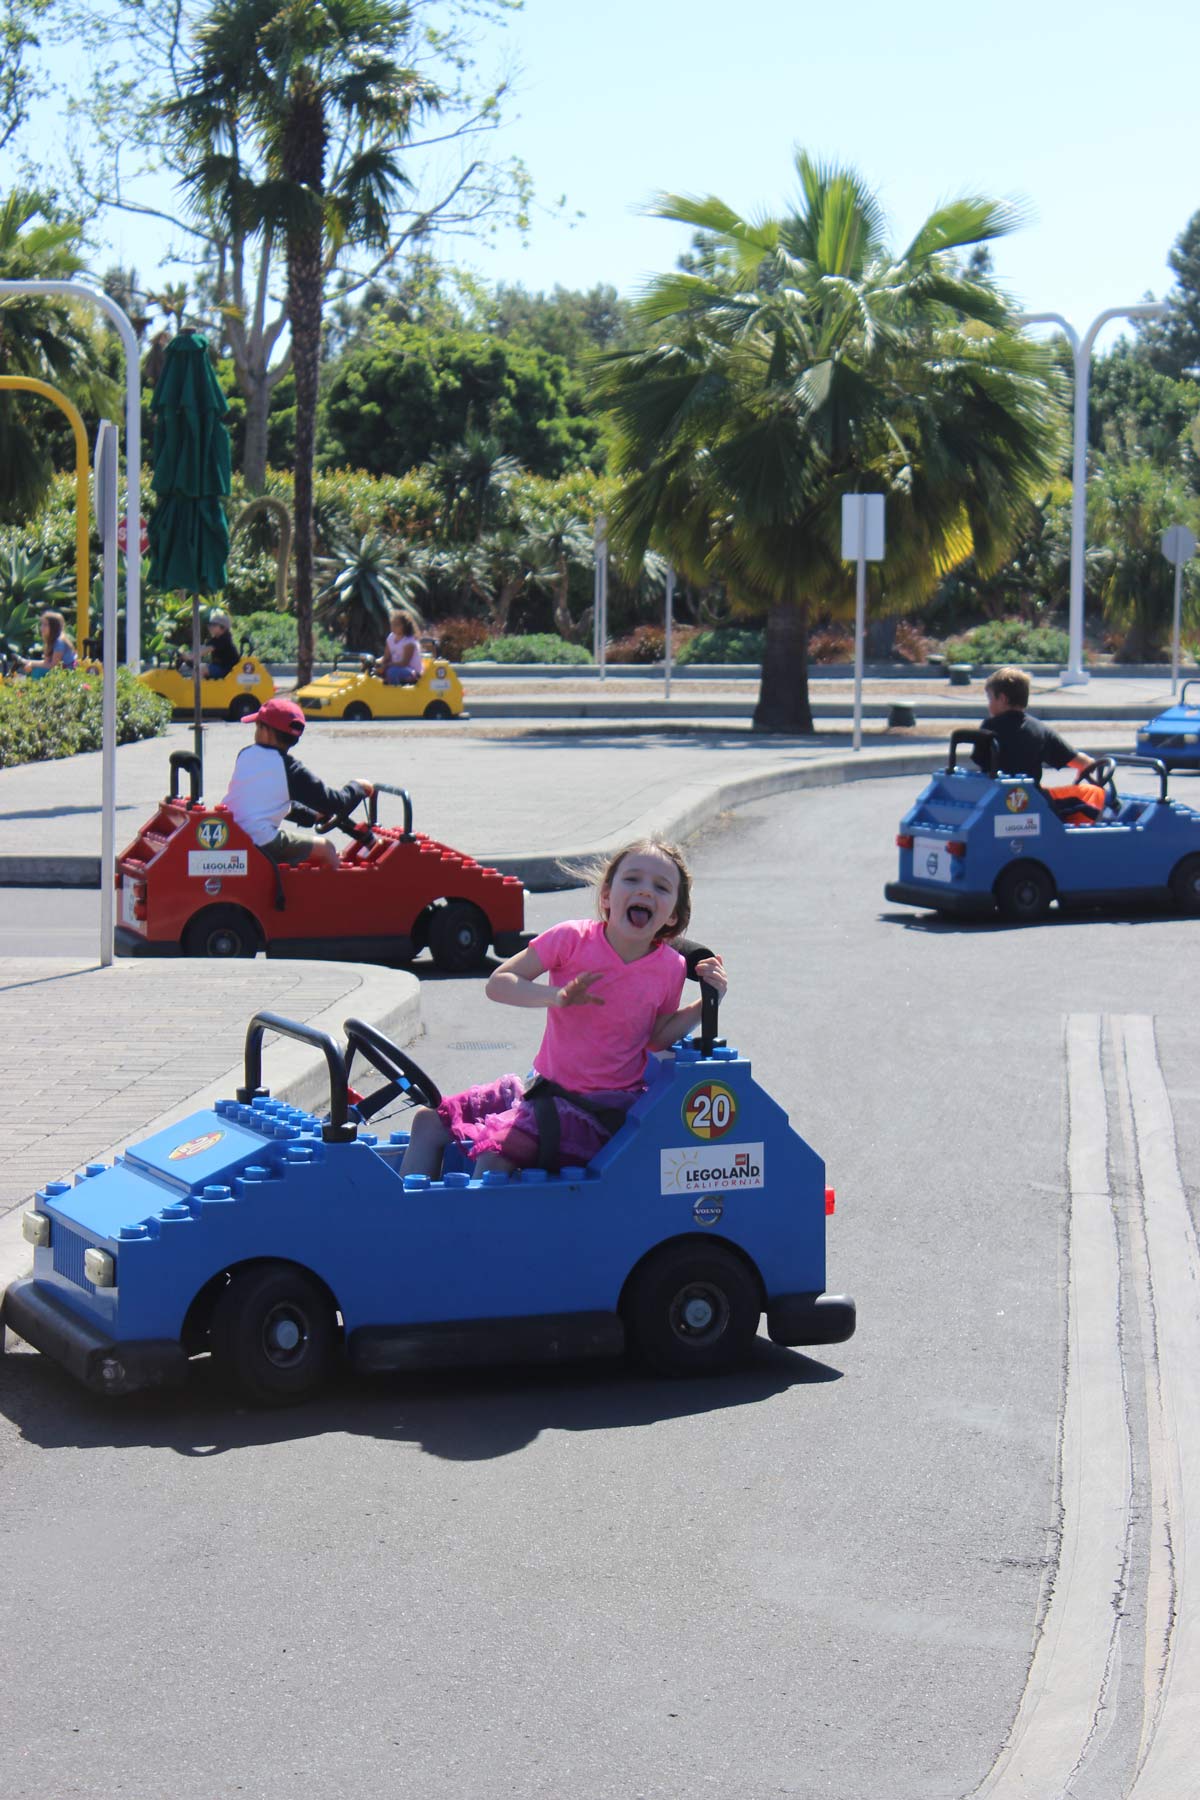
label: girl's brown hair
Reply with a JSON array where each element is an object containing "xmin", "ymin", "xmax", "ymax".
[
  {"xmin": 391, "ymin": 610, "xmax": 416, "ymax": 636},
  {"xmin": 40, "ymin": 609, "xmax": 67, "ymax": 645},
  {"xmin": 596, "ymin": 839, "xmax": 692, "ymax": 941}
]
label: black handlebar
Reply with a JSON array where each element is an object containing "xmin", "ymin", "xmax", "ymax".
[
  {"xmin": 169, "ymin": 750, "xmax": 202, "ymax": 805},
  {"xmin": 1107, "ymin": 753, "xmax": 1170, "ymax": 803},
  {"xmin": 237, "ymin": 1011, "xmax": 356, "ymax": 1144},
  {"xmin": 373, "ymin": 783, "xmax": 413, "ymax": 836},
  {"xmin": 672, "ymin": 937, "xmax": 721, "ymax": 1057},
  {"xmin": 946, "ymin": 729, "xmax": 997, "ymax": 775}
]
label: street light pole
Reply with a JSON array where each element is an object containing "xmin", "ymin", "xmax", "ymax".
[{"xmin": 1018, "ymin": 303, "xmax": 1168, "ymax": 686}]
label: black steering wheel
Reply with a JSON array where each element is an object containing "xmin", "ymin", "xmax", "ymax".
[
  {"xmin": 315, "ymin": 794, "xmax": 374, "ymax": 846},
  {"xmin": 343, "ymin": 1017, "xmax": 442, "ymax": 1123},
  {"xmin": 1075, "ymin": 756, "xmax": 1119, "ymax": 808}
]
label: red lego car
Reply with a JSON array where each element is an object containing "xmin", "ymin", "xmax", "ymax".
[{"xmin": 116, "ymin": 753, "xmax": 528, "ymax": 971}]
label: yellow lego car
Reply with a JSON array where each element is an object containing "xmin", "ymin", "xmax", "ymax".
[
  {"xmin": 294, "ymin": 649, "xmax": 466, "ymax": 722},
  {"xmin": 139, "ymin": 646, "xmax": 275, "ymax": 721}
]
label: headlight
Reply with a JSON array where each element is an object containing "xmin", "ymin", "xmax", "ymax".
[
  {"xmin": 84, "ymin": 1248, "xmax": 116, "ymax": 1288},
  {"xmin": 21, "ymin": 1209, "xmax": 49, "ymax": 1247}
]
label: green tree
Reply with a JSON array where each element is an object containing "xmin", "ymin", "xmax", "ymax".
[
  {"xmin": 592, "ymin": 154, "xmax": 1065, "ymax": 731},
  {"xmin": 1140, "ymin": 211, "xmax": 1200, "ymax": 381},
  {"xmin": 63, "ymin": 0, "xmax": 528, "ymax": 496},
  {"xmin": 1089, "ymin": 456, "xmax": 1199, "ymax": 659},
  {"xmin": 0, "ymin": 190, "xmax": 118, "ymax": 520},
  {"xmin": 170, "ymin": 0, "xmax": 446, "ymax": 686},
  {"xmin": 1090, "ymin": 338, "xmax": 1200, "ymax": 466},
  {"xmin": 0, "ymin": 0, "xmax": 49, "ymax": 155},
  {"xmin": 322, "ymin": 320, "xmax": 601, "ymax": 476}
]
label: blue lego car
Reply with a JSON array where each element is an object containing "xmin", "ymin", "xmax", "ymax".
[
  {"xmin": 1, "ymin": 966, "xmax": 855, "ymax": 1405},
  {"xmin": 1135, "ymin": 680, "xmax": 1200, "ymax": 771},
  {"xmin": 884, "ymin": 731, "xmax": 1200, "ymax": 921}
]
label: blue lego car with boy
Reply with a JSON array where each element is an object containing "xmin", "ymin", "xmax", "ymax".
[
  {"xmin": 1, "ymin": 972, "xmax": 855, "ymax": 1406},
  {"xmin": 1135, "ymin": 680, "xmax": 1200, "ymax": 771},
  {"xmin": 885, "ymin": 731, "xmax": 1200, "ymax": 921}
]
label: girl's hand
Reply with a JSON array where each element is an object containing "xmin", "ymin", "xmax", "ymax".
[
  {"xmin": 695, "ymin": 954, "xmax": 728, "ymax": 999},
  {"xmin": 556, "ymin": 970, "xmax": 606, "ymax": 1008}
]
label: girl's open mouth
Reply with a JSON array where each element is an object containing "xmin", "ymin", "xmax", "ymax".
[{"xmin": 626, "ymin": 903, "xmax": 653, "ymax": 928}]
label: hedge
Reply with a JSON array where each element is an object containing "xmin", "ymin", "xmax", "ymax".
[{"xmin": 0, "ymin": 668, "xmax": 171, "ymax": 768}]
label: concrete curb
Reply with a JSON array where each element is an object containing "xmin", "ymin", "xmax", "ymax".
[
  {"xmin": 0, "ymin": 736, "xmax": 1140, "ymax": 892},
  {"xmin": 0, "ymin": 961, "xmax": 422, "ymax": 1294}
]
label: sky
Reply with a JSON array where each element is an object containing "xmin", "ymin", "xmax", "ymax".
[{"xmin": 21, "ymin": 0, "xmax": 1200, "ymax": 352}]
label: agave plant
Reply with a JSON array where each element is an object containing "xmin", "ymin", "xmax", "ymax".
[
  {"xmin": 315, "ymin": 532, "xmax": 425, "ymax": 650},
  {"xmin": 0, "ymin": 546, "xmax": 73, "ymax": 614}
]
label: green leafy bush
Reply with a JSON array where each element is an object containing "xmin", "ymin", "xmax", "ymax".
[
  {"xmin": 0, "ymin": 667, "xmax": 171, "ymax": 768},
  {"xmin": 237, "ymin": 611, "xmax": 344, "ymax": 663},
  {"xmin": 463, "ymin": 633, "xmax": 593, "ymax": 665},
  {"xmin": 942, "ymin": 619, "xmax": 1072, "ymax": 664},
  {"xmin": 675, "ymin": 627, "xmax": 765, "ymax": 665}
]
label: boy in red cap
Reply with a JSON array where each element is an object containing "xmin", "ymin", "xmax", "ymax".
[{"xmin": 223, "ymin": 697, "xmax": 374, "ymax": 868}]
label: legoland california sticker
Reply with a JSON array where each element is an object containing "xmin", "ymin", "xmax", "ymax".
[
  {"xmin": 168, "ymin": 1131, "xmax": 224, "ymax": 1161},
  {"xmin": 682, "ymin": 1080, "xmax": 738, "ymax": 1140},
  {"xmin": 661, "ymin": 1143, "xmax": 764, "ymax": 1195}
]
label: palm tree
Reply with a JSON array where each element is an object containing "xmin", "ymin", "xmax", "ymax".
[
  {"xmin": 591, "ymin": 155, "xmax": 1066, "ymax": 731},
  {"xmin": 0, "ymin": 190, "xmax": 117, "ymax": 521},
  {"xmin": 1089, "ymin": 456, "xmax": 1198, "ymax": 659},
  {"xmin": 169, "ymin": 0, "xmax": 439, "ymax": 684}
]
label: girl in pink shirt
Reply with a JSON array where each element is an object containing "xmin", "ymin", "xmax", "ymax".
[{"xmin": 400, "ymin": 840, "xmax": 728, "ymax": 1176}]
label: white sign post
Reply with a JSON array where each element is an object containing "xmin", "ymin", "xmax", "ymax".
[
  {"xmin": 95, "ymin": 420, "xmax": 120, "ymax": 968},
  {"xmin": 1161, "ymin": 524, "xmax": 1197, "ymax": 696},
  {"xmin": 664, "ymin": 565, "xmax": 675, "ymax": 700},
  {"xmin": 593, "ymin": 514, "xmax": 608, "ymax": 679},
  {"xmin": 841, "ymin": 495, "xmax": 886, "ymax": 751}
]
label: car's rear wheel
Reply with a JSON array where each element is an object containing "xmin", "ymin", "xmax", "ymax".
[
  {"xmin": 343, "ymin": 700, "xmax": 372, "ymax": 721},
  {"xmin": 210, "ymin": 1262, "xmax": 338, "ymax": 1406},
  {"xmin": 1169, "ymin": 853, "xmax": 1200, "ymax": 911},
  {"xmin": 182, "ymin": 904, "xmax": 260, "ymax": 958},
  {"xmin": 427, "ymin": 900, "xmax": 491, "ymax": 972},
  {"xmin": 994, "ymin": 862, "xmax": 1054, "ymax": 921},
  {"xmin": 622, "ymin": 1242, "xmax": 761, "ymax": 1377},
  {"xmin": 227, "ymin": 693, "xmax": 258, "ymax": 721},
  {"xmin": 423, "ymin": 699, "xmax": 453, "ymax": 720}
]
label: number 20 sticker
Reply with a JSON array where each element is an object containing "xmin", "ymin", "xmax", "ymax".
[{"xmin": 682, "ymin": 1081, "xmax": 738, "ymax": 1140}]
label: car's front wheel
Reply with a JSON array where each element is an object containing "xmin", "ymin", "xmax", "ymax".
[
  {"xmin": 622, "ymin": 1242, "xmax": 761, "ymax": 1377},
  {"xmin": 427, "ymin": 900, "xmax": 490, "ymax": 972},
  {"xmin": 227, "ymin": 694, "xmax": 258, "ymax": 721},
  {"xmin": 210, "ymin": 1262, "xmax": 338, "ymax": 1406}
]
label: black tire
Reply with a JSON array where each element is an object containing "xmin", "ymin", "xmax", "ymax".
[
  {"xmin": 227, "ymin": 693, "xmax": 258, "ymax": 722},
  {"xmin": 427, "ymin": 900, "xmax": 490, "ymax": 972},
  {"xmin": 1169, "ymin": 853, "xmax": 1200, "ymax": 911},
  {"xmin": 994, "ymin": 862, "xmax": 1054, "ymax": 922},
  {"xmin": 343, "ymin": 701, "xmax": 372, "ymax": 722},
  {"xmin": 622, "ymin": 1242, "xmax": 761, "ymax": 1378},
  {"xmin": 181, "ymin": 904, "xmax": 260, "ymax": 958},
  {"xmin": 423, "ymin": 699, "xmax": 453, "ymax": 720},
  {"xmin": 209, "ymin": 1262, "xmax": 338, "ymax": 1406}
]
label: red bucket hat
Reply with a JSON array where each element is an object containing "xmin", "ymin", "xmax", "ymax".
[{"xmin": 244, "ymin": 696, "xmax": 306, "ymax": 740}]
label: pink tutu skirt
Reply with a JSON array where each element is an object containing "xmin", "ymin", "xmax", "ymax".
[{"xmin": 437, "ymin": 1073, "xmax": 641, "ymax": 1169}]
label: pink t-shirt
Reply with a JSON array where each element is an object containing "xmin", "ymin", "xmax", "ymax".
[{"xmin": 531, "ymin": 918, "xmax": 686, "ymax": 1093}]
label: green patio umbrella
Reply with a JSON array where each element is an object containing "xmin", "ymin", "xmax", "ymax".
[{"xmin": 147, "ymin": 330, "xmax": 231, "ymax": 772}]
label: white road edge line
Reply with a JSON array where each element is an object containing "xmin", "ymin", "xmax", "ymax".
[
  {"xmin": 972, "ymin": 1013, "xmax": 1131, "ymax": 1798},
  {"xmin": 1118, "ymin": 1014, "xmax": 1200, "ymax": 1796}
]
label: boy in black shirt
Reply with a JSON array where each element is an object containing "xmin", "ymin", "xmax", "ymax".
[{"xmin": 972, "ymin": 666, "xmax": 1092, "ymax": 781}]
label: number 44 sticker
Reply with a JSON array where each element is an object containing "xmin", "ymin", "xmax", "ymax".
[{"xmin": 683, "ymin": 1080, "xmax": 738, "ymax": 1140}]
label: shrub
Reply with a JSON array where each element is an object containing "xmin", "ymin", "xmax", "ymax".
[
  {"xmin": 0, "ymin": 667, "xmax": 171, "ymax": 768},
  {"xmin": 941, "ymin": 619, "xmax": 1072, "ymax": 665},
  {"xmin": 808, "ymin": 626, "xmax": 855, "ymax": 664},
  {"xmin": 893, "ymin": 620, "xmax": 931, "ymax": 664},
  {"xmin": 675, "ymin": 626, "xmax": 765, "ymax": 665},
  {"xmin": 606, "ymin": 624, "xmax": 699, "ymax": 664},
  {"xmin": 236, "ymin": 611, "xmax": 344, "ymax": 663},
  {"xmin": 432, "ymin": 614, "xmax": 490, "ymax": 660},
  {"xmin": 463, "ymin": 633, "xmax": 593, "ymax": 665}
]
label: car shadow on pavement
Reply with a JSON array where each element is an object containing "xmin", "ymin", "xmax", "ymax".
[
  {"xmin": 878, "ymin": 905, "xmax": 1183, "ymax": 935},
  {"xmin": 0, "ymin": 1336, "xmax": 842, "ymax": 1462}
]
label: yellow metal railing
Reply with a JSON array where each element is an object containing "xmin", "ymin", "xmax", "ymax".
[{"xmin": 0, "ymin": 375, "xmax": 91, "ymax": 644}]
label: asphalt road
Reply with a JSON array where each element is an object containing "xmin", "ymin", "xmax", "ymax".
[{"xmin": 2, "ymin": 775, "xmax": 1198, "ymax": 1799}]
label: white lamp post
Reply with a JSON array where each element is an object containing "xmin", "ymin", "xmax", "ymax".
[{"xmin": 1018, "ymin": 303, "xmax": 1168, "ymax": 686}]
